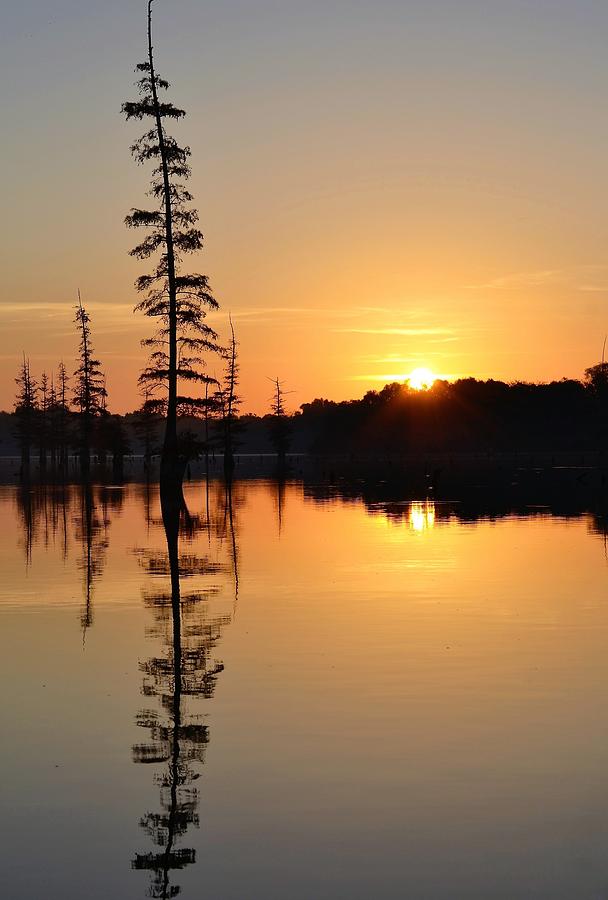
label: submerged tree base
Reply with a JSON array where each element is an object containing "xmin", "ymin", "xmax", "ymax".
[{"xmin": 160, "ymin": 451, "xmax": 188, "ymax": 495}]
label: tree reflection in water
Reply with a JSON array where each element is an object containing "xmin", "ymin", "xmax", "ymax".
[
  {"xmin": 132, "ymin": 483, "xmax": 238, "ymax": 898},
  {"xmin": 74, "ymin": 484, "xmax": 112, "ymax": 638},
  {"xmin": 14, "ymin": 482, "xmax": 112, "ymax": 635}
]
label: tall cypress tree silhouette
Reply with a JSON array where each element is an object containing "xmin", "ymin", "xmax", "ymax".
[{"xmin": 123, "ymin": 0, "xmax": 220, "ymax": 489}]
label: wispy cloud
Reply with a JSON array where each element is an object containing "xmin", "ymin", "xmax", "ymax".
[
  {"xmin": 574, "ymin": 264, "xmax": 608, "ymax": 292},
  {"xmin": 350, "ymin": 373, "xmax": 410, "ymax": 382},
  {"xmin": 210, "ymin": 306, "xmax": 317, "ymax": 321},
  {"xmin": 578, "ymin": 284, "xmax": 608, "ymax": 293},
  {"xmin": 467, "ymin": 264, "xmax": 608, "ymax": 293},
  {"xmin": 334, "ymin": 326, "xmax": 453, "ymax": 337},
  {"xmin": 210, "ymin": 305, "xmax": 431, "ymax": 324},
  {"xmin": 350, "ymin": 371, "xmax": 455, "ymax": 383},
  {"xmin": 0, "ymin": 302, "xmax": 137, "ymax": 332},
  {"xmin": 466, "ymin": 269, "xmax": 561, "ymax": 290},
  {"xmin": 0, "ymin": 301, "xmax": 133, "ymax": 313}
]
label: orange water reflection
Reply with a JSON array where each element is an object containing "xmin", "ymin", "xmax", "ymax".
[{"xmin": 1, "ymin": 480, "xmax": 608, "ymax": 899}]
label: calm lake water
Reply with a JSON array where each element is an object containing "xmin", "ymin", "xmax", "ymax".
[{"xmin": 2, "ymin": 479, "xmax": 608, "ymax": 899}]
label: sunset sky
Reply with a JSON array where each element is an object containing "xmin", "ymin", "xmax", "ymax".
[{"xmin": 2, "ymin": 0, "xmax": 608, "ymax": 413}]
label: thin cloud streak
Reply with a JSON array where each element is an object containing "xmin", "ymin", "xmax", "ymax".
[
  {"xmin": 350, "ymin": 372, "xmax": 455, "ymax": 383},
  {"xmin": 0, "ymin": 302, "xmax": 134, "ymax": 313},
  {"xmin": 466, "ymin": 269, "xmax": 562, "ymax": 290},
  {"xmin": 209, "ymin": 305, "xmax": 429, "ymax": 324},
  {"xmin": 466, "ymin": 264, "xmax": 608, "ymax": 293},
  {"xmin": 335, "ymin": 327, "xmax": 454, "ymax": 336}
]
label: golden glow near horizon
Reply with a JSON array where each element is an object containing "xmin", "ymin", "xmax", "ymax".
[{"xmin": 407, "ymin": 367, "xmax": 436, "ymax": 391}]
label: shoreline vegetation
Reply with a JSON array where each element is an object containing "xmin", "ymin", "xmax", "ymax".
[{"xmin": 9, "ymin": 368, "xmax": 608, "ymax": 484}]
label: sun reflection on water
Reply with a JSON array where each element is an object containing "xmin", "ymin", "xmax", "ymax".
[{"xmin": 408, "ymin": 501, "xmax": 436, "ymax": 534}]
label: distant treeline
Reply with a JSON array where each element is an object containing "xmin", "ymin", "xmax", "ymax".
[
  {"xmin": 300, "ymin": 370, "xmax": 608, "ymax": 453},
  {"xmin": 5, "ymin": 366, "xmax": 608, "ymax": 463},
  {"xmin": 0, "ymin": 406, "xmax": 296, "ymax": 463}
]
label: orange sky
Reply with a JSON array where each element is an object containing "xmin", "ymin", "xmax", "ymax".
[{"xmin": 2, "ymin": 1, "xmax": 608, "ymax": 414}]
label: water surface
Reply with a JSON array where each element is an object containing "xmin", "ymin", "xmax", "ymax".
[{"xmin": 2, "ymin": 480, "xmax": 608, "ymax": 899}]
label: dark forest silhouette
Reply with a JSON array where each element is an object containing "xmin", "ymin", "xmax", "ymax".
[{"xmin": 299, "ymin": 367, "xmax": 608, "ymax": 455}]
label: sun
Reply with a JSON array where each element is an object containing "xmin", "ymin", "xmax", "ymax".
[{"xmin": 407, "ymin": 367, "xmax": 436, "ymax": 391}]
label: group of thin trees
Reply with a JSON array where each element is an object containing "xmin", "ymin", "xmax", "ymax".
[
  {"xmin": 14, "ymin": 292, "xmax": 290, "ymax": 482},
  {"xmin": 15, "ymin": 297, "xmax": 128, "ymax": 480}
]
